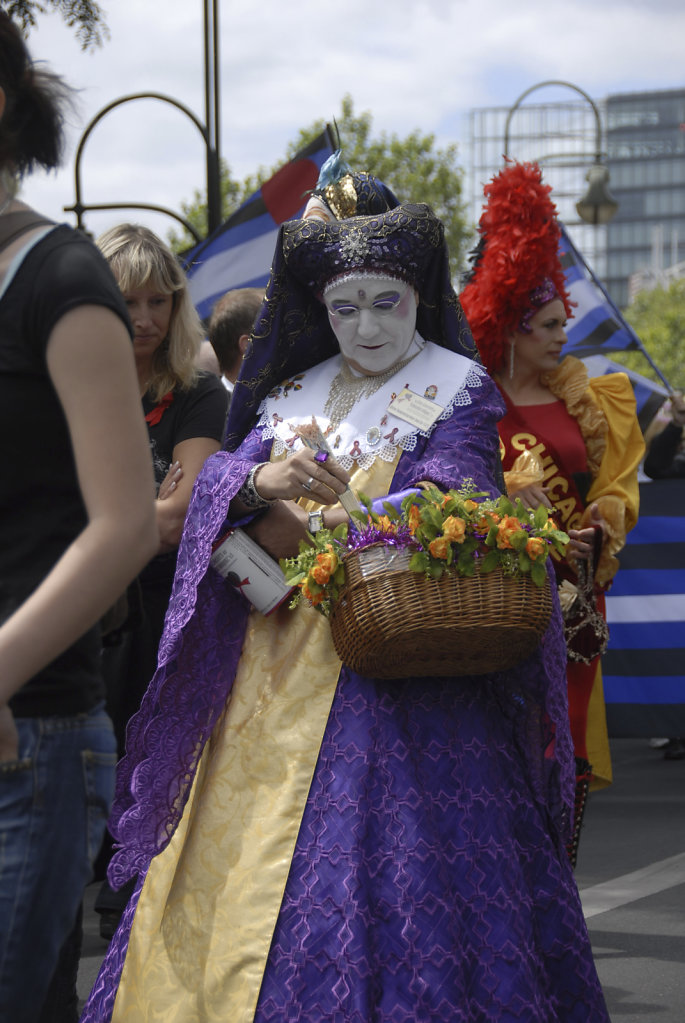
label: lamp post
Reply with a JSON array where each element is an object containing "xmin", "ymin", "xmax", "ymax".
[{"xmin": 503, "ymin": 80, "xmax": 618, "ymax": 225}]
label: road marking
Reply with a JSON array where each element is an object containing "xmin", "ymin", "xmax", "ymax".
[{"xmin": 579, "ymin": 852, "xmax": 685, "ymax": 919}]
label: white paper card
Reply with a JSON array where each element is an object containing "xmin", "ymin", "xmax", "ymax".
[{"xmin": 210, "ymin": 528, "xmax": 293, "ymax": 615}]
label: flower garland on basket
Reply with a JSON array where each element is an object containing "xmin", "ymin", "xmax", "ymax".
[
  {"xmin": 281, "ymin": 482, "xmax": 569, "ymax": 678},
  {"xmin": 281, "ymin": 481, "xmax": 569, "ymax": 616}
]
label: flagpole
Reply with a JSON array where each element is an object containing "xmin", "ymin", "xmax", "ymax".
[{"xmin": 204, "ymin": 0, "xmax": 221, "ymax": 236}]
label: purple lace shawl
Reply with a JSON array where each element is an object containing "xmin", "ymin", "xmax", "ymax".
[
  {"xmin": 81, "ymin": 369, "xmax": 574, "ymax": 1023},
  {"xmin": 105, "ymin": 369, "xmax": 572, "ymax": 891}
]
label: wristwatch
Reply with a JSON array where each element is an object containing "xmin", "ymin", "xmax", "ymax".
[{"xmin": 308, "ymin": 510, "xmax": 324, "ymax": 535}]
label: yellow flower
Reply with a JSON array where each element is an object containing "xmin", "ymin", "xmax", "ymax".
[
  {"xmin": 463, "ymin": 499, "xmax": 478, "ymax": 513},
  {"xmin": 429, "ymin": 535, "xmax": 450, "ymax": 560},
  {"xmin": 526, "ymin": 536, "xmax": 546, "ymax": 561},
  {"xmin": 442, "ymin": 515, "xmax": 467, "ymax": 543},
  {"xmin": 496, "ymin": 515, "xmax": 522, "ymax": 550},
  {"xmin": 377, "ymin": 515, "xmax": 396, "ymax": 534}
]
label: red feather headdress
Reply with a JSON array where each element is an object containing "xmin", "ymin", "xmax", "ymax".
[{"xmin": 459, "ymin": 161, "xmax": 572, "ymax": 376}]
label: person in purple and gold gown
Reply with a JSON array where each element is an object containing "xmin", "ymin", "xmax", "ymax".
[{"xmin": 82, "ymin": 167, "xmax": 609, "ymax": 1022}]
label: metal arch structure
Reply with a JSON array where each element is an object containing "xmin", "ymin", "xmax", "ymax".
[
  {"xmin": 65, "ymin": 0, "xmax": 221, "ymax": 241},
  {"xmin": 65, "ymin": 92, "xmax": 214, "ymax": 242},
  {"xmin": 504, "ymin": 79, "xmax": 605, "ymax": 163},
  {"xmin": 502, "ymin": 79, "xmax": 617, "ymax": 227}
]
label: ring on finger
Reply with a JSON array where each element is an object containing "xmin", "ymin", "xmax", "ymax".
[{"xmin": 302, "ymin": 475, "xmax": 315, "ymax": 492}]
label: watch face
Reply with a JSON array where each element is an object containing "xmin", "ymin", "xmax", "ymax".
[{"xmin": 308, "ymin": 511, "xmax": 323, "ymax": 533}]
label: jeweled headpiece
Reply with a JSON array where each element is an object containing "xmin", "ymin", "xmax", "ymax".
[
  {"xmin": 224, "ymin": 195, "xmax": 479, "ymax": 449},
  {"xmin": 460, "ymin": 161, "xmax": 572, "ymax": 375},
  {"xmin": 303, "ymin": 150, "xmax": 400, "ymax": 223},
  {"xmin": 284, "ymin": 202, "xmax": 443, "ymax": 297}
]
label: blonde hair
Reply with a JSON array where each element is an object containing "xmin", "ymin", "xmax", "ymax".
[{"xmin": 97, "ymin": 224, "xmax": 203, "ymax": 402}]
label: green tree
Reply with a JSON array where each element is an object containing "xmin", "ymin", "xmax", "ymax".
[
  {"xmin": 1, "ymin": 0, "xmax": 108, "ymax": 51},
  {"xmin": 170, "ymin": 96, "xmax": 469, "ymax": 276},
  {"xmin": 610, "ymin": 278, "xmax": 685, "ymax": 392}
]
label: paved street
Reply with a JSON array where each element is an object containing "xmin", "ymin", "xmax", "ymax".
[{"xmin": 77, "ymin": 738, "xmax": 685, "ymax": 1020}]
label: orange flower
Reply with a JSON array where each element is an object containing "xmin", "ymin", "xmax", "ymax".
[
  {"xmin": 302, "ymin": 581, "xmax": 324, "ymax": 606},
  {"xmin": 463, "ymin": 499, "xmax": 478, "ymax": 513},
  {"xmin": 475, "ymin": 513, "xmax": 493, "ymax": 533},
  {"xmin": 442, "ymin": 515, "xmax": 467, "ymax": 543},
  {"xmin": 407, "ymin": 505, "xmax": 421, "ymax": 534},
  {"xmin": 429, "ymin": 535, "xmax": 450, "ymax": 560},
  {"xmin": 316, "ymin": 550, "xmax": 338, "ymax": 574},
  {"xmin": 496, "ymin": 515, "xmax": 522, "ymax": 550},
  {"xmin": 377, "ymin": 515, "xmax": 397, "ymax": 534},
  {"xmin": 526, "ymin": 536, "xmax": 546, "ymax": 561}
]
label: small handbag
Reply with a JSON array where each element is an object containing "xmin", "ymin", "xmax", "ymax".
[{"xmin": 562, "ymin": 526, "xmax": 610, "ymax": 665}]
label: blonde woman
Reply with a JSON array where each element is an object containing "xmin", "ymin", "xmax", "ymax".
[{"xmin": 93, "ymin": 225, "xmax": 229, "ymax": 937}]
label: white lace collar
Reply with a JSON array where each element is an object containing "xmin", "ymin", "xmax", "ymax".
[{"xmin": 258, "ymin": 337, "xmax": 486, "ymax": 470}]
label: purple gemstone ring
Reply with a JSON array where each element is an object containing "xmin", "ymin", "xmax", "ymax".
[{"xmin": 314, "ymin": 450, "xmax": 329, "ymax": 464}]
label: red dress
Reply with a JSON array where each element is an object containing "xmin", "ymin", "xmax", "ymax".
[{"xmin": 497, "ymin": 391, "xmax": 600, "ymax": 763}]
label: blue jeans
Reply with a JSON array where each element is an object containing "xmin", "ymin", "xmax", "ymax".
[{"xmin": 0, "ymin": 704, "xmax": 116, "ymax": 1023}]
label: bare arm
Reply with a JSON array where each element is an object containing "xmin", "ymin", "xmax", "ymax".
[
  {"xmin": 0, "ymin": 305, "xmax": 158, "ymax": 711},
  {"xmin": 156, "ymin": 436, "xmax": 222, "ymax": 553}
]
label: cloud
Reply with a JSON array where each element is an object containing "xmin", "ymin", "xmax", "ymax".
[{"xmin": 19, "ymin": 0, "xmax": 685, "ymax": 239}]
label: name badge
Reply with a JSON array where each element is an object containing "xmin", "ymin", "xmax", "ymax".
[{"xmin": 387, "ymin": 388, "xmax": 444, "ymax": 431}]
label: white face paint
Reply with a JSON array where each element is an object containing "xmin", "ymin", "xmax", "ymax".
[{"xmin": 324, "ymin": 275, "xmax": 418, "ymax": 376}]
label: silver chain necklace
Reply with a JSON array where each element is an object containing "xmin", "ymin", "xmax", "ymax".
[{"xmin": 323, "ymin": 348, "xmax": 421, "ymax": 430}]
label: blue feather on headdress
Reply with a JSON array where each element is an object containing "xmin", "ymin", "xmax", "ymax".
[{"xmin": 316, "ymin": 150, "xmax": 352, "ymax": 189}]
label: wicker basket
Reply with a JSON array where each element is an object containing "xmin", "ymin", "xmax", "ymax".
[{"xmin": 329, "ymin": 543, "xmax": 553, "ymax": 678}]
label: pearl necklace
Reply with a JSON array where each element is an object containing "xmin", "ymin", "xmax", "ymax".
[{"xmin": 324, "ymin": 348, "xmax": 421, "ymax": 430}]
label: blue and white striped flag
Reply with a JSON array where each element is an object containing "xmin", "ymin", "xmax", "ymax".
[
  {"xmin": 604, "ymin": 478, "xmax": 685, "ymax": 736},
  {"xmin": 559, "ymin": 223, "xmax": 672, "ymax": 429},
  {"xmin": 559, "ymin": 223, "xmax": 644, "ymax": 359},
  {"xmin": 184, "ymin": 130, "xmax": 335, "ymax": 321}
]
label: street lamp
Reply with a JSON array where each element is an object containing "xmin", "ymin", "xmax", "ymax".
[{"xmin": 503, "ymin": 80, "xmax": 618, "ymax": 225}]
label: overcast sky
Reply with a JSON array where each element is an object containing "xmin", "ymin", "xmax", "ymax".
[{"xmin": 19, "ymin": 0, "xmax": 685, "ymax": 242}]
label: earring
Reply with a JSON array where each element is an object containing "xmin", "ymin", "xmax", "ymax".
[{"xmin": 509, "ymin": 340, "xmax": 515, "ymax": 380}]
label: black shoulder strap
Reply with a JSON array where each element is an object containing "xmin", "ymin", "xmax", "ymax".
[{"xmin": 0, "ymin": 211, "xmax": 55, "ymax": 253}]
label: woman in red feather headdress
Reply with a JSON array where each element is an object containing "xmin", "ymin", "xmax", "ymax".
[{"xmin": 460, "ymin": 161, "xmax": 645, "ymax": 865}]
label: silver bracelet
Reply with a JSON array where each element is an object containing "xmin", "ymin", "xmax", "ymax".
[{"xmin": 237, "ymin": 463, "xmax": 275, "ymax": 509}]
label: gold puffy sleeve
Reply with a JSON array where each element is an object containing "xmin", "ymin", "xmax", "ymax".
[{"xmin": 584, "ymin": 372, "xmax": 644, "ymax": 586}]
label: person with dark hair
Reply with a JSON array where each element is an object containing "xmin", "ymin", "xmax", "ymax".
[
  {"xmin": 92, "ymin": 224, "xmax": 229, "ymax": 939},
  {"xmin": 208, "ymin": 285, "xmax": 264, "ymax": 385},
  {"xmin": 460, "ymin": 161, "xmax": 644, "ymax": 864},
  {"xmin": 644, "ymin": 391, "xmax": 685, "ymax": 480},
  {"xmin": 0, "ymin": 12, "xmax": 158, "ymax": 1022},
  {"xmin": 83, "ymin": 166, "xmax": 609, "ymax": 1021}
]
